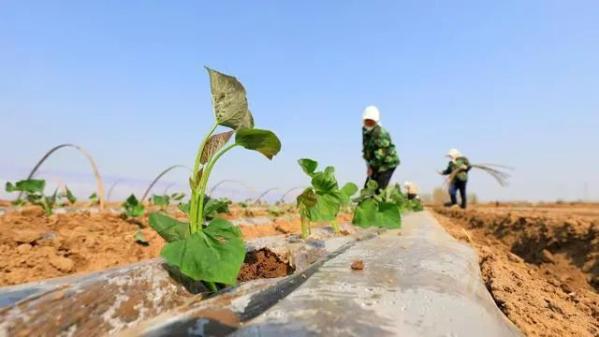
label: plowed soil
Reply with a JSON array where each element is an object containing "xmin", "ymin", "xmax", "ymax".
[
  {"xmin": 433, "ymin": 205, "xmax": 598, "ymax": 337},
  {"xmin": 0, "ymin": 204, "xmax": 347, "ymax": 286}
]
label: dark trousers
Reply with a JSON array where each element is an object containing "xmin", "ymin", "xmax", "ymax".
[
  {"xmin": 448, "ymin": 180, "xmax": 467, "ymax": 209},
  {"xmin": 365, "ymin": 167, "xmax": 395, "ymax": 192}
]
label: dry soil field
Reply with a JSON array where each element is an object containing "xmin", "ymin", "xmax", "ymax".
[{"xmin": 433, "ymin": 203, "xmax": 598, "ymax": 337}]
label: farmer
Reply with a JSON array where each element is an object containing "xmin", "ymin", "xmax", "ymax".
[
  {"xmin": 362, "ymin": 106, "xmax": 400, "ymax": 191},
  {"xmin": 439, "ymin": 148, "xmax": 471, "ymax": 209},
  {"xmin": 403, "ymin": 181, "xmax": 420, "ymax": 200}
]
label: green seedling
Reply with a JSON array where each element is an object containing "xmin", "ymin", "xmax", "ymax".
[
  {"xmin": 296, "ymin": 158, "xmax": 358, "ymax": 238},
  {"xmin": 122, "ymin": 194, "xmax": 145, "ymax": 218},
  {"xmin": 89, "ymin": 192, "xmax": 99, "ymax": 206},
  {"xmin": 6, "ymin": 179, "xmax": 74, "ymax": 215},
  {"xmin": 148, "ymin": 68, "xmax": 281, "ymax": 289},
  {"xmin": 267, "ymin": 205, "xmax": 284, "ymax": 217},
  {"xmin": 152, "ymin": 194, "xmax": 171, "ymax": 210},
  {"xmin": 64, "ymin": 186, "xmax": 77, "ymax": 205},
  {"xmin": 352, "ymin": 181, "xmax": 419, "ymax": 228}
]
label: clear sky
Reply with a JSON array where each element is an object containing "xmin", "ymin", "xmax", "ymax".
[{"xmin": 1, "ymin": 1, "xmax": 598, "ymax": 202}]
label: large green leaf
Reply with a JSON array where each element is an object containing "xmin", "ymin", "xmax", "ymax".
[
  {"xmin": 298, "ymin": 158, "xmax": 318, "ymax": 177},
  {"xmin": 352, "ymin": 199, "xmax": 402, "ymax": 229},
  {"xmin": 149, "ymin": 212, "xmax": 190, "ymax": 242},
  {"xmin": 6, "ymin": 179, "xmax": 46, "ymax": 193},
  {"xmin": 235, "ymin": 128, "xmax": 281, "ymax": 159},
  {"xmin": 161, "ymin": 218, "xmax": 245, "ymax": 284},
  {"xmin": 308, "ymin": 192, "xmax": 341, "ymax": 222},
  {"xmin": 206, "ymin": 67, "xmax": 254, "ymax": 130}
]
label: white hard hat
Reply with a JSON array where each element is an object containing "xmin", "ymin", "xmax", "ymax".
[
  {"xmin": 447, "ymin": 148, "xmax": 462, "ymax": 159},
  {"xmin": 362, "ymin": 105, "xmax": 380, "ymax": 122}
]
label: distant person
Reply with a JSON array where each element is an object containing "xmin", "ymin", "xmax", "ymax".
[
  {"xmin": 403, "ymin": 181, "xmax": 420, "ymax": 200},
  {"xmin": 362, "ymin": 106, "xmax": 400, "ymax": 191},
  {"xmin": 439, "ymin": 148, "xmax": 471, "ymax": 209}
]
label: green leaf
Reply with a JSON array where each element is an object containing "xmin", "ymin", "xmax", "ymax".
[
  {"xmin": 311, "ymin": 168, "xmax": 338, "ymax": 193},
  {"xmin": 148, "ymin": 212, "xmax": 190, "ymax": 242},
  {"xmin": 171, "ymin": 192, "xmax": 185, "ymax": 201},
  {"xmin": 152, "ymin": 194, "xmax": 170, "ymax": 207},
  {"xmin": 235, "ymin": 128, "xmax": 281, "ymax": 159},
  {"xmin": 203, "ymin": 197, "xmax": 231, "ymax": 220},
  {"xmin": 352, "ymin": 199, "xmax": 402, "ymax": 229},
  {"xmin": 161, "ymin": 218, "xmax": 245, "ymax": 284},
  {"xmin": 5, "ymin": 182, "xmax": 15, "ymax": 192},
  {"xmin": 5, "ymin": 179, "xmax": 46, "ymax": 194},
  {"xmin": 296, "ymin": 188, "xmax": 317, "ymax": 208},
  {"xmin": 206, "ymin": 67, "xmax": 254, "ymax": 130},
  {"xmin": 65, "ymin": 186, "xmax": 77, "ymax": 204},
  {"xmin": 307, "ymin": 192, "xmax": 341, "ymax": 222},
  {"xmin": 340, "ymin": 183, "xmax": 358, "ymax": 199},
  {"xmin": 298, "ymin": 158, "xmax": 318, "ymax": 177}
]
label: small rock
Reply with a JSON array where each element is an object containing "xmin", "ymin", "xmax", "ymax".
[
  {"xmin": 16, "ymin": 243, "xmax": 32, "ymax": 253},
  {"xmin": 351, "ymin": 260, "xmax": 365, "ymax": 271},
  {"xmin": 541, "ymin": 249, "xmax": 555, "ymax": 264},
  {"xmin": 50, "ymin": 256, "xmax": 74, "ymax": 272}
]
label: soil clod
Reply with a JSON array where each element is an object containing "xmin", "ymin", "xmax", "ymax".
[{"xmin": 351, "ymin": 260, "xmax": 365, "ymax": 271}]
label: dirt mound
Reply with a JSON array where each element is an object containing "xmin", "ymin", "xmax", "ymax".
[
  {"xmin": 0, "ymin": 207, "xmax": 165, "ymax": 286},
  {"xmin": 237, "ymin": 248, "xmax": 294, "ymax": 282},
  {"xmin": 433, "ymin": 207, "xmax": 598, "ymax": 337},
  {"xmin": 436, "ymin": 207, "xmax": 598, "ymax": 290}
]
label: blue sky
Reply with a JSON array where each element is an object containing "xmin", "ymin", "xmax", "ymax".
[{"xmin": 1, "ymin": 1, "xmax": 598, "ymax": 202}]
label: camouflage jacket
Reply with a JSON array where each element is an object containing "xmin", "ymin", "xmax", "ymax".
[
  {"xmin": 362, "ymin": 125, "xmax": 400, "ymax": 172},
  {"xmin": 442, "ymin": 157, "xmax": 471, "ymax": 182}
]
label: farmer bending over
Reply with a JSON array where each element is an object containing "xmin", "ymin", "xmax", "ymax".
[
  {"xmin": 362, "ymin": 106, "xmax": 400, "ymax": 191},
  {"xmin": 439, "ymin": 148, "xmax": 471, "ymax": 209},
  {"xmin": 403, "ymin": 181, "xmax": 420, "ymax": 200}
]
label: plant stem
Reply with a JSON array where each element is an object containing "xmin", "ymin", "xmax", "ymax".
[
  {"xmin": 205, "ymin": 281, "xmax": 218, "ymax": 292},
  {"xmin": 301, "ymin": 216, "xmax": 310, "ymax": 239},
  {"xmin": 189, "ymin": 123, "xmax": 218, "ymax": 231},
  {"xmin": 331, "ymin": 219, "xmax": 339, "ymax": 233},
  {"xmin": 194, "ymin": 143, "xmax": 239, "ymax": 232}
]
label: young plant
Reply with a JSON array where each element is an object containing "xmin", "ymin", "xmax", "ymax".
[
  {"xmin": 352, "ymin": 181, "xmax": 407, "ymax": 228},
  {"xmin": 122, "ymin": 194, "xmax": 145, "ymax": 218},
  {"xmin": 296, "ymin": 159, "xmax": 358, "ymax": 238},
  {"xmin": 148, "ymin": 68, "xmax": 281, "ymax": 288},
  {"xmin": 89, "ymin": 192, "xmax": 99, "ymax": 205},
  {"xmin": 5, "ymin": 179, "xmax": 70, "ymax": 215},
  {"xmin": 151, "ymin": 194, "xmax": 171, "ymax": 210}
]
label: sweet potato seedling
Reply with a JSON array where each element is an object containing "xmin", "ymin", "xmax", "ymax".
[
  {"xmin": 296, "ymin": 158, "xmax": 358, "ymax": 238},
  {"xmin": 148, "ymin": 67, "xmax": 281, "ymax": 289},
  {"xmin": 6, "ymin": 179, "xmax": 76, "ymax": 215},
  {"xmin": 352, "ymin": 180, "xmax": 423, "ymax": 228},
  {"xmin": 122, "ymin": 194, "xmax": 145, "ymax": 219}
]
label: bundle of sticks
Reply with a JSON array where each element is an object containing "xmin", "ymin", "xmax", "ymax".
[{"xmin": 447, "ymin": 163, "xmax": 512, "ymax": 187}]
